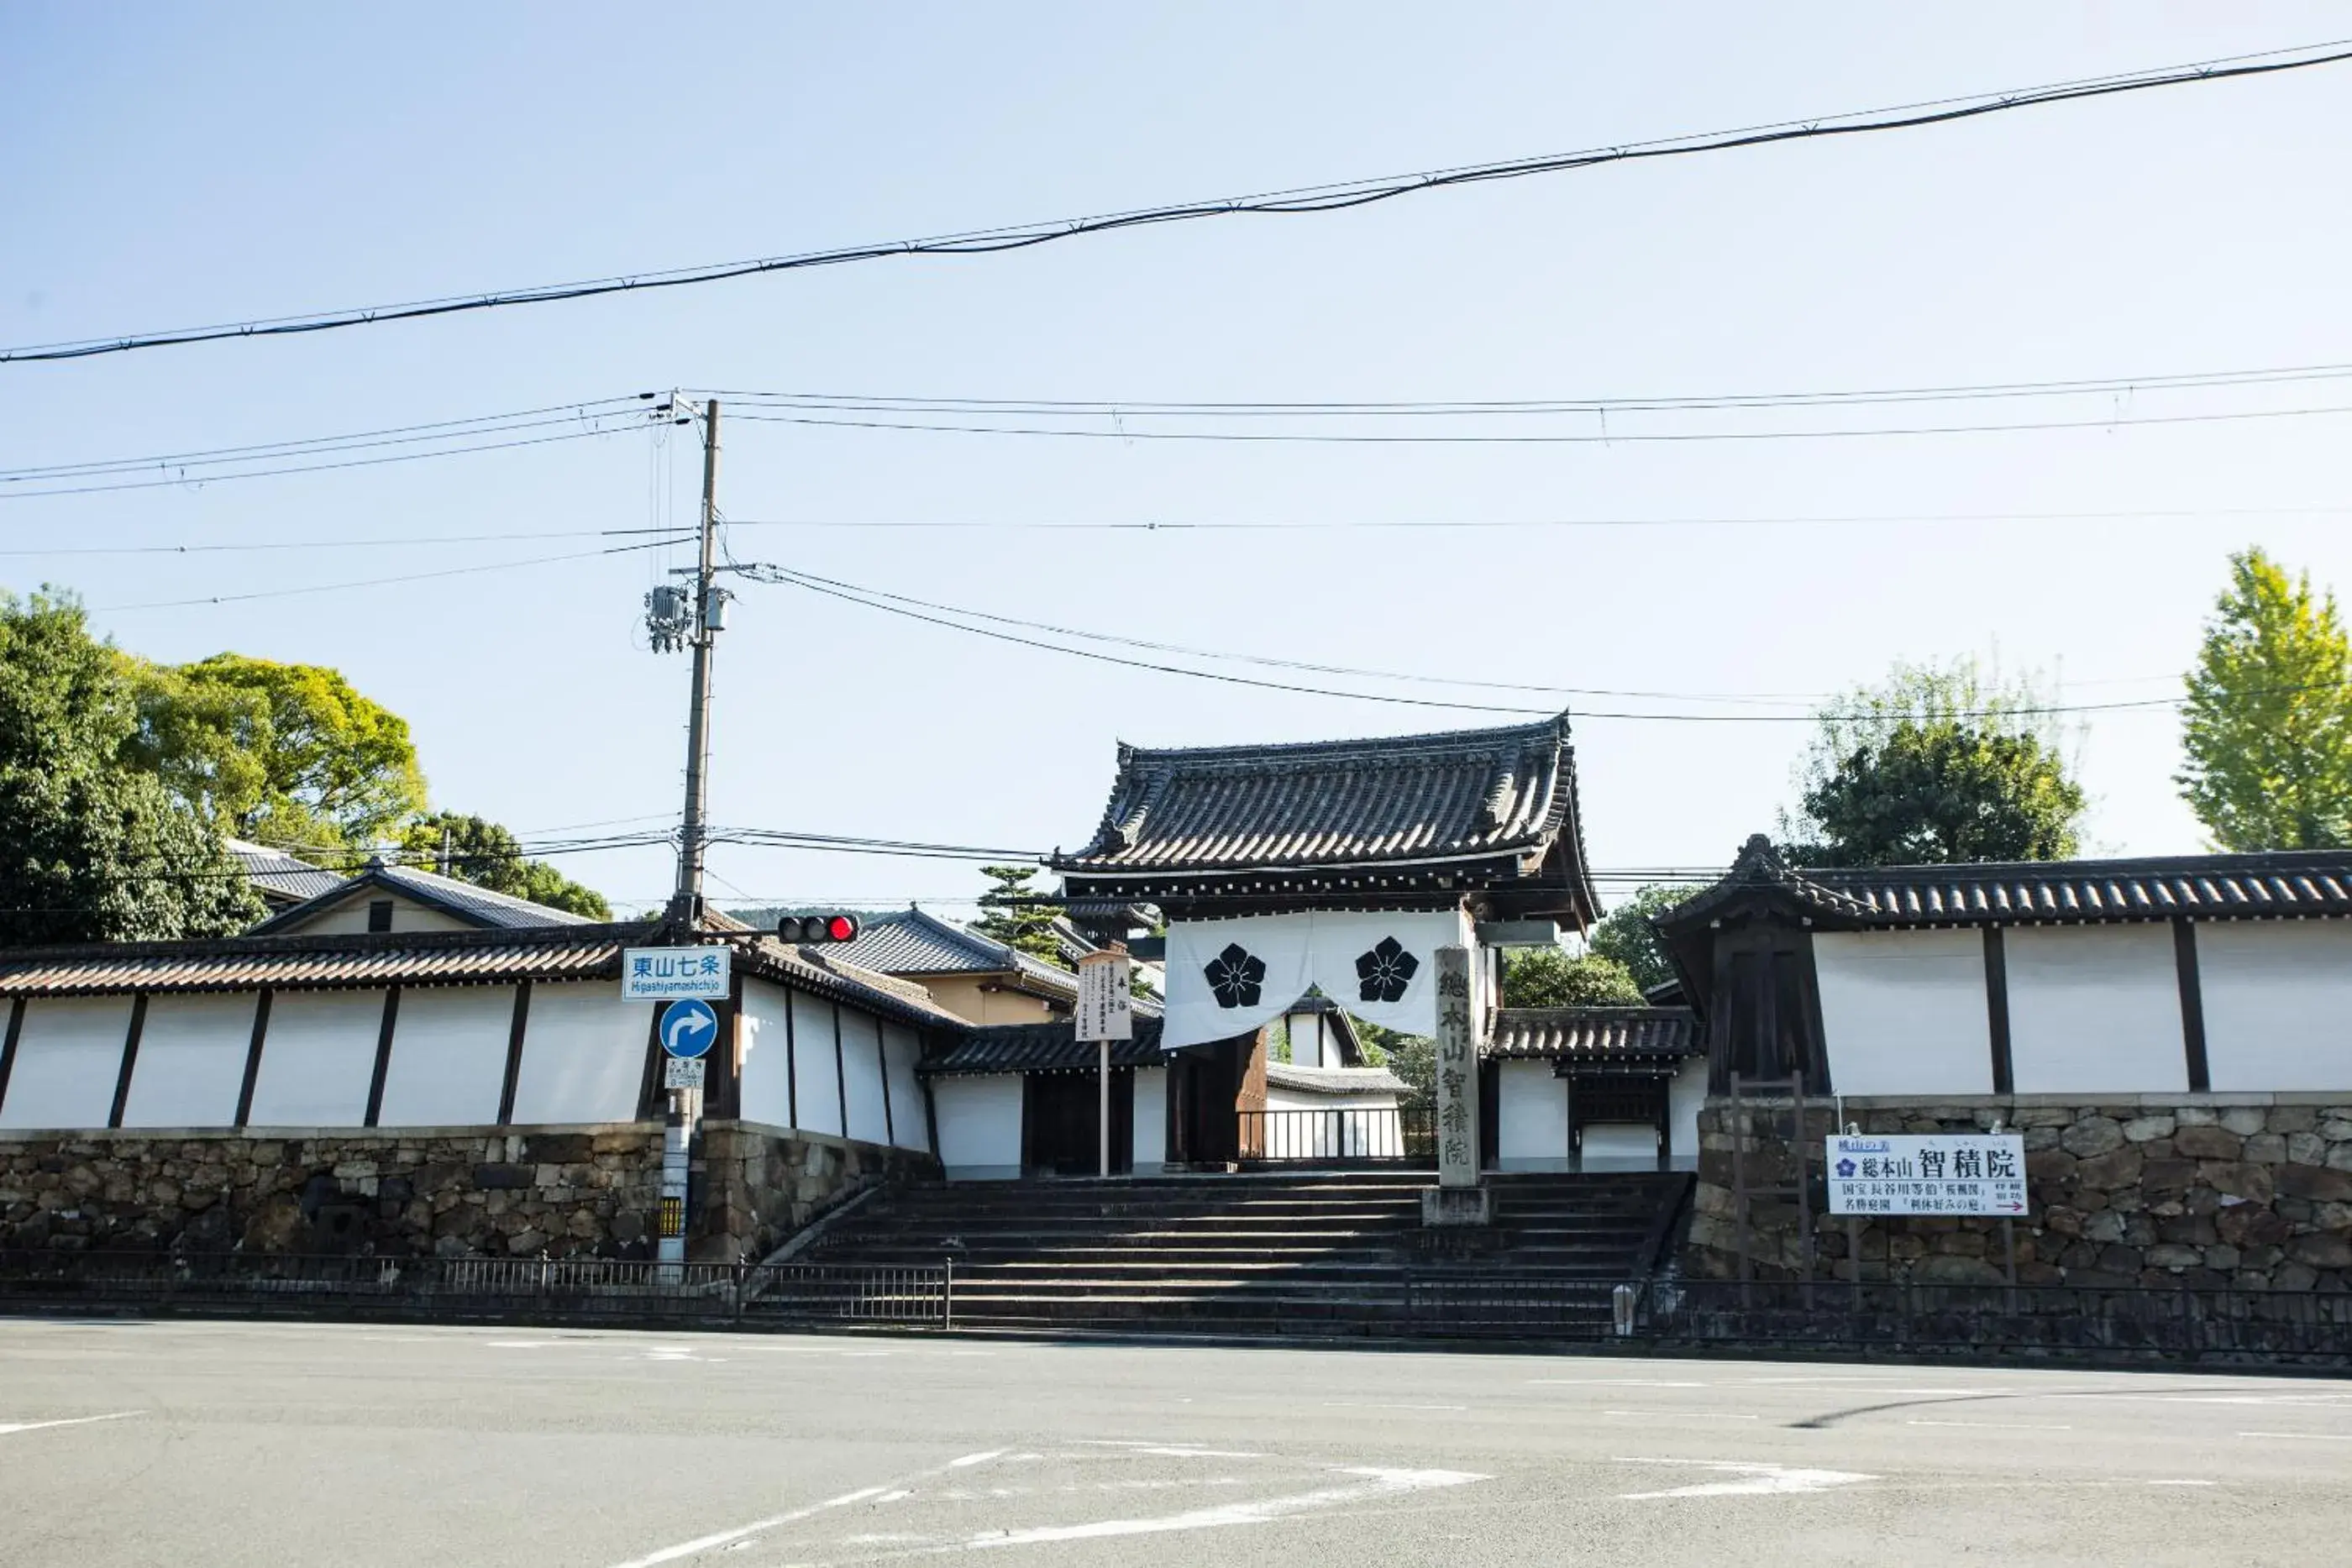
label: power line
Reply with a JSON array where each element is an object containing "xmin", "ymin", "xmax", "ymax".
[
  {"xmin": 0, "ymin": 417, "xmax": 661, "ymax": 501},
  {"xmin": 707, "ymin": 357, "xmax": 2352, "ymax": 417},
  {"xmin": 93, "ymin": 537, "xmax": 684, "ymax": 613},
  {"xmin": 8, "ymin": 39, "xmax": 2346, "ymax": 365},
  {"xmin": 725, "ymin": 398, "xmax": 2352, "ymax": 447},
  {"xmin": 711, "ymin": 504, "xmax": 2352, "ymax": 533},
  {"xmin": 752, "ymin": 561, "xmax": 2208, "ymax": 723},
  {"xmin": 0, "ymin": 396, "xmax": 659, "ymax": 484},
  {"xmin": 0, "ymin": 526, "xmax": 687, "ymax": 559}
]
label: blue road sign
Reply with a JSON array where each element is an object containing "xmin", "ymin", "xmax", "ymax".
[{"xmin": 660, "ymin": 997, "xmax": 719, "ymax": 1060}]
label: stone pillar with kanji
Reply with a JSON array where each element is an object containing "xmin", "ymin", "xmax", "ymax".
[{"xmin": 1421, "ymin": 944, "xmax": 1493, "ymax": 1225}]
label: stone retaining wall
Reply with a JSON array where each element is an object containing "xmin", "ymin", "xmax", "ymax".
[
  {"xmin": 0, "ymin": 1121, "xmax": 937, "ymax": 1262},
  {"xmin": 1684, "ymin": 1095, "xmax": 2352, "ymax": 1292}
]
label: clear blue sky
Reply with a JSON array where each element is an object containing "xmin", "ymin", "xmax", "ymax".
[{"xmin": 4, "ymin": 6, "xmax": 2349, "ymax": 912}]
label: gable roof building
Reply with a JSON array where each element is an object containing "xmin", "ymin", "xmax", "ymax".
[
  {"xmin": 223, "ymin": 839, "xmax": 345, "ymax": 910},
  {"xmin": 250, "ymin": 857, "xmax": 595, "ymax": 937},
  {"xmin": 1052, "ymin": 712, "xmax": 1599, "ymax": 927}
]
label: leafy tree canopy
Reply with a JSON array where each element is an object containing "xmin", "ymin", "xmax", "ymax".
[
  {"xmin": 973, "ymin": 864, "xmax": 1065, "ymax": 962},
  {"xmin": 129, "ymin": 653, "xmax": 426, "ymax": 851},
  {"xmin": 1500, "ymin": 946, "xmax": 1643, "ymax": 1008},
  {"xmin": 394, "ymin": 811, "xmax": 612, "ymax": 919},
  {"xmin": 2178, "ymin": 548, "xmax": 2352, "ymax": 850},
  {"xmin": 0, "ymin": 590, "xmax": 260, "ymax": 947},
  {"xmin": 1586, "ymin": 884, "xmax": 1701, "ymax": 994},
  {"xmin": 1782, "ymin": 658, "xmax": 2086, "ymax": 865}
]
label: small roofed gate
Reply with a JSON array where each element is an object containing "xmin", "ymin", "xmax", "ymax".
[{"xmin": 1051, "ymin": 712, "xmax": 1604, "ymax": 1172}]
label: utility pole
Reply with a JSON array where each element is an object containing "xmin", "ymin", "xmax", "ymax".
[{"xmin": 669, "ymin": 398, "xmax": 722, "ymax": 926}]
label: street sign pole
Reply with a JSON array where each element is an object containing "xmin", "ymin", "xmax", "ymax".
[
  {"xmin": 1076, "ymin": 947, "xmax": 1135, "ymax": 1180},
  {"xmin": 652, "ymin": 997, "xmax": 720, "ymax": 1272}
]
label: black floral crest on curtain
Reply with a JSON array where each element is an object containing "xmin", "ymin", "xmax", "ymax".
[
  {"xmin": 1204, "ymin": 943, "xmax": 1266, "ymax": 1009},
  {"xmin": 1354, "ymin": 936, "xmax": 1419, "ymax": 1003}
]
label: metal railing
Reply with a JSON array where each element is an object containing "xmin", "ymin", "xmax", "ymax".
[
  {"xmin": 1646, "ymin": 1279, "xmax": 2352, "ymax": 1361},
  {"xmin": 1236, "ymin": 1107, "xmax": 1435, "ymax": 1165},
  {"xmin": 0, "ymin": 1251, "xmax": 952, "ymax": 1328}
]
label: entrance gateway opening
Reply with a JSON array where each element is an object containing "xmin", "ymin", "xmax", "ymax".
[{"xmin": 914, "ymin": 712, "xmax": 1709, "ymax": 1182}]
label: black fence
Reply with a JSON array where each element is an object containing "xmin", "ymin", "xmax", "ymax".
[
  {"xmin": 1237, "ymin": 1107, "xmax": 1435, "ymax": 1165},
  {"xmin": 0, "ymin": 1251, "xmax": 952, "ymax": 1329},
  {"xmin": 1647, "ymin": 1279, "xmax": 2352, "ymax": 1361}
]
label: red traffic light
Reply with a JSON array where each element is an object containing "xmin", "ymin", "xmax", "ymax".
[{"xmin": 778, "ymin": 913, "xmax": 862, "ymax": 944}]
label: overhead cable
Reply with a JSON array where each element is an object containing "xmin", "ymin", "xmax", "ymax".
[{"xmin": 7, "ymin": 39, "xmax": 2346, "ymax": 365}]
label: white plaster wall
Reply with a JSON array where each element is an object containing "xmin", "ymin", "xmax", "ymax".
[
  {"xmin": 737, "ymin": 978, "xmax": 795, "ymax": 1129},
  {"xmin": 1282, "ymin": 1012, "xmax": 1328, "ymax": 1068},
  {"xmin": 120, "ymin": 994, "xmax": 255, "ymax": 1128},
  {"xmin": 508, "ymin": 983, "xmax": 647, "ymax": 1125},
  {"xmin": 1814, "ymin": 929, "xmax": 1994, "ymax": 1095},
  {"xmin": 1261, "ymin": 1087, "xmax": 1401, "ymax": 1156},
  {"xmin": 935, "ymin": 1075, "xmax": 1022, "ymax": 1177},
  {"xmin": 1131, "ymin": 1066, "xmax": 1167, "ymax": 1168},
  {"xmin": 1581, "ymin": 1125, "xmax": 1661, "ymax": 1172},
  {"xmin": 837, "ymin": 1008, "xmax": 890, "ymax": 1146},
  {"xmin": 0, "ymin": 996, "xmax": 133, "ymax": 1130},
  {"xmin": 1495, "ymin": 1060, "xmax": 1569, "ymax": 1171},
  {"xmin": 2197, "ymin": 920, "xmax": 2352, "ymax": 1092},
  {"xmin": 246, "ymin": 990, "xmax": 383, "ymax": 1126},
  {"xmin": 375, "ymin": 986, "xmax": 512, "ymax": 1127},
  {"xmin": 281, "ymin": 894, "xmax": 473, "ymax": 936},
  {"xmin": 2007, "ymin": 925, "xmax": 2188, "ymax": 1094},
  {"xmin": 1667, "ymin": 1057, "xmax": 1707, "ymax": 1172},
  {"xmin": 789, "ymin": 990, "xmax": 843, "ymax": 1136},
  {"xmin": 882, "ymin": 1024, "xmax": 927, "ymax": 1151}
]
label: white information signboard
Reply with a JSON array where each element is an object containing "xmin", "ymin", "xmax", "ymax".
[
  {"xmin": 622, "ymin": 946, "xmax": 731, "ymax": 1001},
  {"xmin": 1074, "ymin": 950, "xmax": 1134, "ymax": 1042},
  {"xmin": 1825, "ymin": 1133, "xmax": 2027, "ymax": 1216},
  {"xmin": 663, "ymin": 1056, "xmax": 707, "ymax": 1090}
]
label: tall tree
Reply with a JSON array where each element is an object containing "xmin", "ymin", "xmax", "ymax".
[
  {"xmin": 972, "ymin": 864, "xmax": 1064, "ymax": 962},
  {"xmin": 1783, "ymin": 658, "xmax": 2086, "ymax": 865},
  {"xmin": 394, "ymin": 811, "xmax": 612, "ymax": 919},
  {"xmin": 1499, "ymin": 947, "xmax": 1643, "ymax": 1008},
  {"xmin": 1586, "ymin": 884, "xmax": 1701, "ymax": 994},
  {"xmin": 129, "ymin": 653, "xmax": 426, "ymax": 852},
  {"xmin": 2178, "ymin": 548, "xmax": 2352, "ymax": 849},
  {"xmin": 0, "ymin": 591, "xmax": 260, "ymax": 946}
]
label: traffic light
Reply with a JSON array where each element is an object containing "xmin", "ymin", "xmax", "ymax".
[{"xmin": 777, "ymin": 913, "xmax": 862, "ymax": 944}]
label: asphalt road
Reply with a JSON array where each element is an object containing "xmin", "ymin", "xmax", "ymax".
[{"xmin": 2, "ymin": 1319, "xmax": 2349, "ymax": 1566}]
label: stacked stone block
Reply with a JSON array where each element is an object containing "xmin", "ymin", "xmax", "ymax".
[{"xmin": 1687, "ymin": 1098, "xmax": 2352, "ymax": 1291}]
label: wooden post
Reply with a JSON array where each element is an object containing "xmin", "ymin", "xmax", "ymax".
[{"xmin": 1099, "ymin": 1038, "xmax": 1111, "ymax": 1177}]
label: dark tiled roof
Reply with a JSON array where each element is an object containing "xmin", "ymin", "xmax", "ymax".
[
  {"xmin": 1662, "ymin": 835, "xmax": 2352, "ymax": 931},
  {"xmin": 1053, "ymin": 714, "xmax": 1593, "ymax": 894},
  {"xmin": 223, "ymin": 839, "xmax": 344, "ymax": 905},
  {"xmin": 923, "ymin": 1017, "xmax": 1168, "ymax": 1077},
  {"xmin": 0, "ymin": 920, "xmax": 959, "ymax": 1030},
  {"xmin": 1485, "ymin": 1006, "xmax": 1701, "ymax": 1062},
  {"xmin": 248, "ymin": 859, "xmax": 595, "ymax": 935},
  {"xmin": 1265, "ymin": 1062, "xmax": 1406, "ymax": 1096},
  {"xmin": 838, "ymin": 908, "xmax": 1074, "ymax": 992}
]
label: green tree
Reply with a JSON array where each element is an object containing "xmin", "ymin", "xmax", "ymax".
[
  {"xmin": 0, "ymin": 591, "xmax": 260, "ymax": 947},
  {"xmin": 395, "ymin": 812, "xmax": 612, "ymax": 919},
  {"xmin": 1500, "ymin": 946, "xmax": 1643, "ymax": 1007},
  {"xmin": 1782, "ymin": 658, "xmax": 2085, "ymax": 865},
  {"xmin": 973, "ymin": 864, "xmax": 1064, "ymax": 962},
  {"xmin": 129, "ymin": 653, "xmax": 426, "ymax": 851},
  {"xmin": 1587, "ymin": 884, "xmax": 1699, "ymax": 994},
  {"xmin": 2178, "ymin": 548, "xmax": 2352, "ymax": 849}
]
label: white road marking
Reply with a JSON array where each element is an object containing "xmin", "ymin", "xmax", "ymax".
[
  {"xmin": 2239, "ymin": 1430, "xmax": 2352, "ymax": 1441},
  {"xmin": 0, "ymin": 1411, "xmax": 144, "ymax": 1438},
  {"xmin": 1604, "ymin": 1410, "xmax": 1757, "ymax": 1420},
  {"xmin": 1614, "ymin": 1459, "xmax": 1877, "ymax": 1500},
  {"xmin": 1908, "ymin": 1419, "xmax": 2074, "ymax": 1431},
  {"xmin": 1074, "ymin": 1440, "xmax": 1264, "ymax": 1458},
  {"xmin": 948, "ymin": 1451, "xmax": 1005, "ymax": 1468},
  {"xmin": 603, "ymin": 1486, "xmax": 895, "ymax": 1568},
  {"xmin": 1321, "ymin": 1401, "xmax": 1469, "ymax": 1413},
  {"xmin": 1531, "ymin": 1379, "xmax": 1710, "ymax": 1388},
  {"xmin": 953, "ymin": 1466, "xmax": 1487, "ymax": 1550}
]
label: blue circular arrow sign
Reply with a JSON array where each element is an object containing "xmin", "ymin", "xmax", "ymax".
[{"xmin": 659, "ymin": 997, "xmax": 720, "ymax": 1060}]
